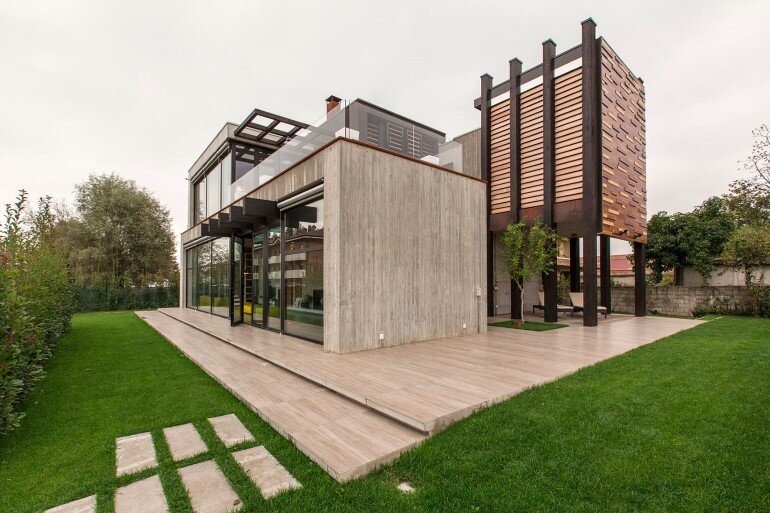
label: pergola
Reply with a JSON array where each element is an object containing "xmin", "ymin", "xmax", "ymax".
[{"xmin": 476, "ymin": 19, "xmax": 647, "ymax": 326}]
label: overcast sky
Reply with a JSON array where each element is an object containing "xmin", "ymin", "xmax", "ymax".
[{"xmin": 1, "ymin": 0, "xmax": 768, "ymax": 252}]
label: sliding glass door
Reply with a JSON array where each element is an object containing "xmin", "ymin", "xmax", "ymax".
[
  {"xmin": 231, "ymin": 236, "xmax": 243, "ymax": 325},
  {"xmin": 282, "ymin": 197, "xmax": 324, "ymax": 342},
  {"xmin": 266, "ymin": 226, "xmax": 281, "ymax": 330}
]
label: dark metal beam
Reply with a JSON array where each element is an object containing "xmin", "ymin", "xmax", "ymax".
[
  {"xmin": 542, "ymin": 39, "xmax": 558, "ymax": 323},
  {"xmin": 600, "ymin": 234, "xmax": 611, "ymax": 311},
  {"xmin": 228, "ymin": 205, "xmax": 267, "ymax": 226},
  {"xmin": 473, "ymin": 44, "xmax": 582, "ymax": 109},
  {"xmin": 509, "ymin": 58, "xmax": 523, "ymax": 321},
  {"xmin": 570, "ymin": 237, "xmax": 581, "ymax": 292},
  {"xmin": 634, "ymin": 242, "xmax": 647, "ymax": 316},
  {"xmin": 243, "ymin": 197, "xmax": 279, "ymax": 220},
  {"xmin": 480, "ymin": 73, "xmax": 494, "ymax": 317},
  {"xmin": 581, "ymin": 18, "xmax": 600, "ymax": 327}
]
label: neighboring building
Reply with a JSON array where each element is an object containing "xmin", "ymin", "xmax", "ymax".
[{"xmin": 181, "ymin": 98, "xmax": 486, "ymax": 353}]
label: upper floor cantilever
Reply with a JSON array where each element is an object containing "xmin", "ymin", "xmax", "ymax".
[{"xmin": 186, "ymin": 97, "xmax": 469, "ymax": 229}]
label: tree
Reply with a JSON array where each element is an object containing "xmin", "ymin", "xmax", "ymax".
[
  {"xmin": 741, "ymin": 124, "xmax": 770, "ymax": 192},
  {"xmin": 646, "ymin": 197, "xmax": 734, "ymax": 284},
  {"xmin": 500, "ymin": 219, "xmax": 565, "ymax": 324},
  {"xmin": 724, "ymin": 178, "xmax": 770, "ymax": 227},
  {"xmin": 721, "ymin": 224, "xmax": 770, "ymax": 286},
  {"xmin": 63, "ymin": 173, "xmax": 177, "ymax": 287}
]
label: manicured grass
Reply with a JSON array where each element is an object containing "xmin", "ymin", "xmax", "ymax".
[
  {"xmin": 1, "ymin": 313, "xmax": 767, "ymax": 512},
  {"xmin": 490, "ymin": 320, "xmax": 568, "ymax": 331}
]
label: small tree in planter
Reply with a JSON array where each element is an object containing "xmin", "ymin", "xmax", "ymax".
[{"xmin": 501, "ymin": 219, "xmax": 565, "ymax": 325}]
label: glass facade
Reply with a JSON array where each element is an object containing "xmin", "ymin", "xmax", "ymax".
[
  {"xmin": 185, "ymin": 237, "xmax": 229, "ymax": 318},
  {"xmin": 266, "ymin": 226, "xmax": 281, "ymax": 330},
  {"xmin": 184, "ymin": 197, "xmax": 323, "ymax": 343},
  {"xmin": 190, "ymin": 149, "xmax": 236, "ymax": 225},
  {"xmin": 283, "ymin": 197, "xmax": 324, "ymax": 342}
]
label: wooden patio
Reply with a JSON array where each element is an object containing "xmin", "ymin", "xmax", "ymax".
[{"xmin": 139, "ymin": 308, "xmax": 701, "ymax": 481}]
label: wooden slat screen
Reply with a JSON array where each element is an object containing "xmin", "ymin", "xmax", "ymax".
[
  {"xmin": 599, "ymin": 40, "xmax": 647, "ymax": 243},
  {"xmin": 519, "ymin": 85, "xmax": 544, "ymax": 209},
  {"xmin": 490, "ymin": 99, "xmax": 510, "ymax": 214},
  {"xmin": 554, "ymin": 68, "xmax": 583, "ymax": 203}
]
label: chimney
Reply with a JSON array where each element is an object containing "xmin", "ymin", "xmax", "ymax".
[{"xmin": 325, "ymin": 95, "xmax": 342, "ymax": 113}]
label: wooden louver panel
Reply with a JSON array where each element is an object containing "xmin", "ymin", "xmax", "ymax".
[
  {"xmin": 490, "ymin": 99, "xmax": 511, "ymax": 214},
  {"xmin": 599, "ymin": 40, "xmax": 647, "ymax": 243},
  {"xmin": 554, "ymin": 68, "xmax": 583, "ymax": 203},
  {"xmin": 519, "ymin": 84, "xmax": 545, "ymax": 209}
]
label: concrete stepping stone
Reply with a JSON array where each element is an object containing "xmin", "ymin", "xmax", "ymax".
[
  {"xmin": 208, "ymin": 414, "xmax": 254, "ymax": 448},
  {"xmin": 116, "ymin": 432, "xmax": 157, "ymax": 476},
  {"xmin": 163, "ymin": 423, "xmax": 208, "ymax": 461},
  {"xmin": 232, "ymin": 446, "xmax": 301, "ymax": 499},
  {"xmin": 178, "ymin": 460, "xmax": 242, "ymax": 513},
  {"xmin": 115, "ymin": 475, "xmax": 168, "ymax": 513},
  {"xmin": 45, "ymin": 495, "xmax": 96, "ymax": 513}
]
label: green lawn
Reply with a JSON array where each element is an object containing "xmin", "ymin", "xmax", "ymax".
[
  {"xmin": 0, "ymin": 312, "xmax": 767, "ymax": 512},
  {"xmin": 490, "ymin": 320, "xmax": 568, "ymax": 331}
]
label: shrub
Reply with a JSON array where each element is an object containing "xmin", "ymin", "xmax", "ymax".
[
  {"xmin": 0, "ymin": 191, "xmax": 74, "ymax": 434},
  {"xmin": 74, "ymin": 284, "xmax": 179, "ymax": 312}
]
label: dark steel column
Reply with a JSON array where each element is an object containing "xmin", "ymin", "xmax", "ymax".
[
  {"xmin": 569, "ymin": 237, "xmax": 580, "ymax": 292},
  {"xmin": 542, "ymin": 39, "xmax": 558, "ymax": 323},
  {"xmin": 509, "ymin": 59, "xmax": 523, "ymax": 320},
  {"xmin": 581, "ymin": 19, "xmax": 600, "ymax": 326},
  {"xmin": 481, "ymin": 74, "xmax": 494, "ymax": 317},
  {"xmin": 634, "ymin": 242, "xmax": 647, "ymax": 316},
  {"xmin": 600, "ymin": 234, "xmax": 611, "ymax": 312}
]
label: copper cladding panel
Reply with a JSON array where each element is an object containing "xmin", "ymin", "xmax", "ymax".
[{"xmin": 599, "ymin": 40, "xmax": 647, "ymax": 243}]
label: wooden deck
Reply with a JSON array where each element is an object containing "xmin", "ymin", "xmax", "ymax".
[
  {"xmin": 139, "ymin": 308, "xmax": 701, "ymax": 481},
  {"xmin": 137, "ymin": 311, "xmax": 424, "ymax": 482}
]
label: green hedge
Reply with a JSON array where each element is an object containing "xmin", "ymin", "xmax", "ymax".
[
  {"xmin": 1, "ymin": 192, "xmax": 74, "ymax": 435},
  {"xmin": 75, "ymin": 285, "xmax": 179, "ymax": 312}
]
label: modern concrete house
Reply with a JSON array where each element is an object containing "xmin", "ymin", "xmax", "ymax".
[
  {"xmin": 179, "ymin": 18, "xmax": 648, "ymax": 353},
  {"xmin": 180, "ymin": 98, "xmax": 487, "ymax": 353}
]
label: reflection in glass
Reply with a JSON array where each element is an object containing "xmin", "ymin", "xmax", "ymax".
[
  {"xmin": 266, "ymin": 226, "xmax": 281, "ymax": 330},
  {"xmin": 211, "ymin": 238, "xmax": 229, "ymax": 317},
  {"xmin": 232, "ymin": 238, "xmax": 242, "ymax": 324},
  {"xmin": 206, "ymin": 164, "xmax": 221, "ymax": 217},
  {"xmin": 251, "ymin": 233, "xmax": 265, "ymax": 327},
  {"xmin": 282, "ymin": 197, "xmax": 324, "ymax": 342}
]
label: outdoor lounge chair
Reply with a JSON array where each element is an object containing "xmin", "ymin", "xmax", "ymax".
[
  {"xmin": 533, "ymin": 292, "xmax": 575, "ymax": 316},
  {"xmin": 569, "ymin": 292, "xmax": 609, "ymax": 318}
]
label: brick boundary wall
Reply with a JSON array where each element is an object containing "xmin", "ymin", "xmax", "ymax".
[{"xmin": 607, "ymin": 286, "xmax": 752, "ymax": 318}]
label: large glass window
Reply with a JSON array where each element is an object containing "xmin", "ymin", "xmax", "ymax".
[
  {"xmin": 185, "ymin": 237, "xmax": 230, "ymax": 318},
  {"xmin": 220, "ymin": 154, "xmax": 232, "ymax": 207},
  {"xmin": 283, "ymin": 197, "xmax": 324, "ymax": 342},
  {"xmin": 251, "ymin": 234, "xmax": 264, "ymax": 327},
  {"xmin": 193, "ymin": 179, "xmax": 206, "ymax": 224},
  {"xmin": 266, "ymin": 226, "xmax": 281, "ymax": 330},
  {"xmin": 206, "ymin": 164, "xmax": 221, "ymax": 218},
  {"xmin": 211, "ymin": 238, "xmax": 229, "ymax": 317}
]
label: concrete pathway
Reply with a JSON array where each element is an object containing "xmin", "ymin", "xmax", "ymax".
[
  {"xmin": 233, "ymin": 446, "xmax": 301, "ymax": 499},
  {"xmin": 115, "ymin": 475, "xmax": 168, "ymax": 513},
  {"xmin": 45, "ymin": 496, "xmax": 96, "ymax": 513},
  {"xmin": 116, "ymin": 432, "xmax": 157, "ymax": 476},
  {"xmin": 164, "ymin": 423, "xmax": 208, "ymax": 461},
  {"xmin": 208, "ymin": 414, "xmax": 254, "ymax": 448},
  {"xmin": 178, "ymin": 460, "xmax": 242, "ymax": 513}
]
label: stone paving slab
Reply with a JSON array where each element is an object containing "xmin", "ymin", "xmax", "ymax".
[
  {"xmin": 208, "ymin": 414, "xmax": 255, "ymax": 448},
  {"xmin": 116, "ymin": 432, "xmax": 157, "ymax": 476},
  {"xmin": 178, "ymin": 460, "xmax": 242, "ymax": 513},
  {"xmin": 45, "ymin": 495, "xmax": 96, "ymax": 513},
  {"xmin": 232, "ymin": 446, "xmax": 301, "ymax": 499},
  {"xmin": 163, "ymin": 423, "xmax": 208, "ymax": 461},
  {"xmin": 115, "ymin": 475, "xmax": 168, "ymax": 513}
]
